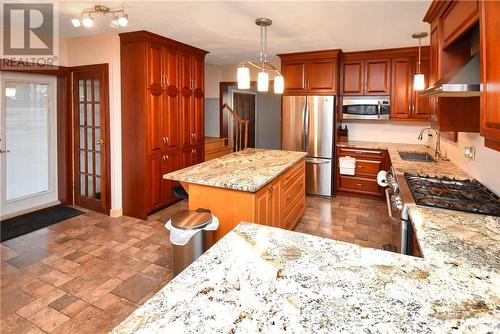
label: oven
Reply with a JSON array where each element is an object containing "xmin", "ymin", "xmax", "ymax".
[
  {"xmin": 342, "ymin": 96, "xmax": 390, "ymax": 120},
  {"xmin": 384, "ymin": 167, "xmax": 410, "ymax": 254}
]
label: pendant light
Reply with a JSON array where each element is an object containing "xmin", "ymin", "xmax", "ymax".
[
  {"xmin": 236, "ymin": 18, "xmax": 284, "ymax": 94},
  {"xmin": 412, "ymin": 32, "xmax": 428, "ymax": 91}
]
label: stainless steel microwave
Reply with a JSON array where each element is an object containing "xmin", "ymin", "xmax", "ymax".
[{"xmin": 341, "ymin": 96, "xmax": 390, "ymax": 120}]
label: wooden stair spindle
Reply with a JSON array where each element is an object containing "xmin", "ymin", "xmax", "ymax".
[{"xmin": 222, "ymin": 103, "xmax": 249, "ymax": 152}]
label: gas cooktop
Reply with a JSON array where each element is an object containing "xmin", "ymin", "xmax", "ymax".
[{"xmin": 404, "ymin": 173, "xmax": 500, "ymax": 217}]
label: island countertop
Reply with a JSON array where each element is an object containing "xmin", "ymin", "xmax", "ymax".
[
  {"xmin": 164, "ymin": 148, "xmax": 307, "ymax": 192},
  {"xmin": 112, "ymin": 220, "xmax": 499, "ymax": 334}
]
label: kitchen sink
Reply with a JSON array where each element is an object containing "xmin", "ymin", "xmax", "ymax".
[{"xmin": 398, "ymin": 151, "xmax": 435, "ymax": 162}]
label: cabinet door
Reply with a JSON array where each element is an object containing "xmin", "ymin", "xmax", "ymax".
[
  {"xmin": 341, "ymin": 60, "xmax": 364, "ymax": 95},
  {"xmin": 162, "ymin": 151, "xmax": 178, "ymax": 204},
  {"xmin": 180, "ymin": 53, "xmax": 194, "ymax": 146},
  {"xmin": 255, "ymin": 187, "xmax": 270, "ymax": 226},
  {"xmin": 147, "ymin": 155, "xmax": 164, "ymax": 211},
  {"xmin": 193, "ymin": 57, "xmax": 204, "ymax": 144},
  {"xmin": 270, "ymin": 182, "xmax": 281, "ymax": 228},
  {"xmin": 429, "ymin": 25, "xmax": 441, "ymax": 85},
  {"xmin": 163, "ymin": 48, "xmax": 179, "ymax": 89},
  {"xmin": 147, "ymin": 43, "xmax": 163, "ymax": 90},
  {"xmin": 146, "ymin": 89, "xmax": 164, "ymax": 154},
  {"xmin": 390, "ymin": 58, "xmax": 413, "ymax": 120},
  {"xmin": 365, "ymin": 59, "xmax": 391, "ymax": 95},
  {"xmin": 163, "ymin": 49, "xmax": 179, "ymax": 150},
  {"xmin": 413, "ymin": 58, "xmax": 431, "ymax": 120},
  {"xmin": 281, "ymin": 60, "xmax": 307, "ymax": 94},
  {"xmin": 307, "ymin": 58, "xmax": 336, "ymax": 93},
  {"xmin": 480, "ymin": 0, "xmax": 500, "ymax": 149}
]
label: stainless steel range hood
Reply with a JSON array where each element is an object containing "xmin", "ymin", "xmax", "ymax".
[{"xmin": 420, "ymin": 53, "xmax": 480, "ymax": 97}]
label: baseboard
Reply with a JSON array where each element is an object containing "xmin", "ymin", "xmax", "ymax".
[{"xmin": 109, "ymin": 208, "xmax": 123, "ymax": 218}]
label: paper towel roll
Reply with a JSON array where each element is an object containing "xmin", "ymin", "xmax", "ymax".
[{"xmin": 377, "ymin": 170, "xmax": 388, "ymax": 187}]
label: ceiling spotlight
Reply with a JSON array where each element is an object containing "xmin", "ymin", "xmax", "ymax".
[
  {"xmin": 71, "ymin": 18, "xmax": 81, "ymax": 27},
  {"xmin": 110, "ymin": 17, "xmax": 119, "ymax": 28},
  {"xmin": 82, "ymin": 16, "xmax": 94, "ymax": 28},
  {"xmin": 117, "ymin": 14, "xmax": 128, "ymax": 27},
  {"xmin": 70, "ymin": 5, "xmax": 128, "ymax": 29}
]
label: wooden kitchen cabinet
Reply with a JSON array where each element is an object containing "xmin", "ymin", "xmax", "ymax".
[
  {"xmin": 340, "ymin": 58, "xmax": 391, "ymax": 96},
  {"xmin": 424, "ymin": 0, "xmax": 480, "ymax": 135},
  {"xmin": 255, "ymin": 179, "xmax": 282, "ymax": 228},
  {"xmin": 121, "ymin": 31, "xmax": 208, "ymax": 219},
  {"xmin": 336, "ymin": 146, "xmax": 389, "ymax": 197},
  {"xmin": 390, "ymin": 57, "xmax": 430, "ymax": 121},
  {"xmin": 479, "ymin": 0, "xmax": 500, "ymax": 151},
  {"xmin": 278, "ymin": 50, "xmax": 341, "ymax": 95}
]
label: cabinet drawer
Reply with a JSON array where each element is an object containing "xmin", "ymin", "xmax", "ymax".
[
  {"xmin": 283, "ymin": 174, "xmax": 305, "ymax": 212},
  {"xmin": 355, "ymin": 159, "xmax": 382, "ymax": 175},
  {"xmin": 282, "ymin": 160, "xmax": 305, "ymax": 188},
  {"xmin": 283, "ymin": 195, "xmax": 305, "ymax": 230},
  {"xmin": 338, "ymin": 147, "xmax": 384, "ymax": 159},
  {"xmin": 339, "ymin": 176, "xmax": 379, "ymax": 193}
]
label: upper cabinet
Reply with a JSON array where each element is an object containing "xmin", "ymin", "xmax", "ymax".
[
  {"xmin": 424, "ymin": 0, "xmax": 480, "ymax": 134},
  {"xmin": 479, "ymin": 0, "xmax": 500, "ymax": 150},
  {"xmin": 278, "ymin": 50, "xmax": 341, "ymax": 95},
  {"xmin": 340, "ymin": 58, "xmax": 391, "ymax": 96}
]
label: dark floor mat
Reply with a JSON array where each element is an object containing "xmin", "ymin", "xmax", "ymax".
[{"xmin": 1, "ymin": 205, "xmax": 84, "ymax": 242}]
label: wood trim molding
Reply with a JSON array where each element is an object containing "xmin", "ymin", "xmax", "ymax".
[
  {"xmin": 278, "ymin": 49, "xmax": 342, "ymax": 60},
  {"xmin": 119, "ymin": 30, "xmax": 209, "ymax": 57},
  {"xmin": 342, "ymin": 46, "xmax": 430, "ymax": 60},
  {"xmin": 424, "ymin": 0, "xmax": 452, "ymax": 23}
]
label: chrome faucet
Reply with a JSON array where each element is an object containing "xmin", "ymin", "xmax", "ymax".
[{"xmin": 417, "ymin": 127, "xmax": 441, "ymax": 158}]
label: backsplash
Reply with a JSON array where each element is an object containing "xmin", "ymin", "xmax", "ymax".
[{"xmin": 340, "ymin": 121, "xmax": 429, "ymax": 144}]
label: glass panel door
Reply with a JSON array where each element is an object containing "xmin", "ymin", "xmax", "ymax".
[
  {"xmin": 1, "ymin": 73, "xmax": 58, "ymax": 218},
  {"xmin": 73, "ymin": 69, "xmax": 107, "ymax": 213}
]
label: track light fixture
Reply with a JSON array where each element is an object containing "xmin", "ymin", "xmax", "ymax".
[{"xmin": 71, "ymin": 5, "xmax": 128, "ymax": 29}]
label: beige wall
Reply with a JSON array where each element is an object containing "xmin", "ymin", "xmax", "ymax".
[
  {"xmin": 64, "ymin": 33, "xmax": 123, "ymax": 215},
  {"xmin": 341, "ymin": 121, "xmax": 429, "ymax": 144},
  {"xmin": 439, "ymin": 134, "xmax": 500, "ymax": 195}
]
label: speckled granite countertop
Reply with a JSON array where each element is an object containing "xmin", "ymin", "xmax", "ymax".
[
  {"xmin": 112, "ymin": 221, "xmax": 499, "ymax": 334},
  {"xmin": 337, "ymin": 140, "xmax": 469, "ymax": 179},
  {"xmin": 164, "ymin": 149, "xmax": 306, "ymax": 192}
]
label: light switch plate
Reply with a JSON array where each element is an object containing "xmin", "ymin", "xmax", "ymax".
[{"xmin": 464, "ymin": 146, "xmax": 476, "ymax": 159}]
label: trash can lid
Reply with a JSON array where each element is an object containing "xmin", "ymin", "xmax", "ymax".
[{"xmin": 171, "ymin": 208, "xmax": 213, "ymax": 230}]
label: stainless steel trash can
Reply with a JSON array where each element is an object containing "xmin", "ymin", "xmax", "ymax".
[{"xmin": 169, "ymin": 209, "xmax": 216, "ymax": 276}]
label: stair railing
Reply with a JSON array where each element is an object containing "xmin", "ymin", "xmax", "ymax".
[{"xmin": 222, "ymin": 103, "xmax": 249, "ymax": 152}]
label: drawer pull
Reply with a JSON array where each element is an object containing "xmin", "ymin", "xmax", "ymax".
[
  {"xmin": 341, "ymin": 148, "xmax": 382, "ymax": 154},
  {"xmin": 355, "ymin": 183, "xmax": 363, "ymax": 186}
]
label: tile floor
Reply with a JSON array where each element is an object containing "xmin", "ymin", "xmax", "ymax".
[{"xmin": 1, "ymin": 194, "xmax": 391, "ymax": 333}]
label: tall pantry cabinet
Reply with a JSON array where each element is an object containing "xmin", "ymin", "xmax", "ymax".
[{"xmin": 120, "ymin": 31, "xmax": 208, "ymax": 219}]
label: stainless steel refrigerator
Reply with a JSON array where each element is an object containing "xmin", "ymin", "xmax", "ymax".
[{"xmin": 282, "ymin": 96, "xmax": 335, "ymax": 197}]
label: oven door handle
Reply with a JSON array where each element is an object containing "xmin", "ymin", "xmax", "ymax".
[{"xmin": 385, "ymin": 188, "xmax": 401, "ymax": 222}]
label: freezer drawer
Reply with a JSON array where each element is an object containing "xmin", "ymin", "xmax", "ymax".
[{"xmin": 305, "ymin": 157, "xmax": 332, "ymax": 197}]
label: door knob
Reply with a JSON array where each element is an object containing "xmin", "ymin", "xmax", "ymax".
[{"xmin": 96, "ymin": 138, "xmax": 104, "ymax": 145}]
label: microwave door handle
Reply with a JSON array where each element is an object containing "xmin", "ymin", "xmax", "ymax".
[{"xmin": 377, "ymin": 100, "xmax": 381, "ymax": 119}]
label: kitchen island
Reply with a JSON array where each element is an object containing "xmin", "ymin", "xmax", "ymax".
[
  {"xmin": 112, "ymin": 215, "xmax": 499, "ymax": 333},
  {"xmin": 164, "ymin": 149, "xmax": 307, "ymax": 240}
]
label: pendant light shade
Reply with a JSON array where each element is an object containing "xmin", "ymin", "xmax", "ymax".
[
  {"xmin": 237, "ymin": 66, "xmax": 250, "ymax": 89},
  {"xmin": 412, "ymin": 32, "xmax": 428, "ymax": 91},
  {"xmin": 274, "ymin": 75, "xmax": 284, "ymax": 94},
  {"xmin": 257, "ymin": 71, "xmax": 269, "ymax": 92},
  {"xmin": 413, "ymin": 74, "xmax": 425, "ymax": 91}
]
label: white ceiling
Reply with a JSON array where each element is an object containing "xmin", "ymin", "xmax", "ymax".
[{"xmin": 58, "ymin": 1, "xmax": 432, "ymax": 64}]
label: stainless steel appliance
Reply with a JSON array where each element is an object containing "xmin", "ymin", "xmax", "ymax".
[
  {"xmin": 282, "ymin": 95, "xmax": 334, "ymax": 197},
  {"xmin": 341, "ymin": 96, "xmax": 390, "ymax": 120}
]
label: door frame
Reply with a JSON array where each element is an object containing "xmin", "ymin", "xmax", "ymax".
[
  {"xmin": 231, "ymin": 90, "xmax": 257, "ymax": 148},
  {"xmin": 71, "ymin": 64, "xmax": 111, "ymax": 214},
  {"xmin": 0, "ymin": 72, "xmax": 59, "ymax": 219}
]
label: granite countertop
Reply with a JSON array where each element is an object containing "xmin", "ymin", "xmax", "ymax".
[
  {"xmin": 112, "ymin": 221, "xmax": 499, "ymax": 334},
  {"xmin": 164, "ymin": 149, "xmax": 307, "ymax": 192},
  {"xmin": 337, "ymin": 140, "xmax": 469, "ymax": 179}
]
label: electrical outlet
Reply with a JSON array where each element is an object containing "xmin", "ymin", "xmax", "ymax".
[{"xmin": 464, "ymin": 146, "xmax": 476, "ymax": 159}]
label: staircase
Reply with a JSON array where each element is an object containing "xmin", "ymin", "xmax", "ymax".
[{"xmin": 204, "ymin": 103, "xmax": 250, "ymax": 161}]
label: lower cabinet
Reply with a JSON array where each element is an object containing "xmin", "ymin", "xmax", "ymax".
[
  {"xmin": 181, "ymin": 144, "xmax": 204, "ymax": 168},
  {"xmin": 147, "ymin": 151, "xmax": 178, "ymax": 212},
  {"xmin": 255, "ymin": 160, "xmax": 305, "ymax": 230},
  {"xmin": 336, "ymin": 146, "xmax": 389, "ymax": 196}
]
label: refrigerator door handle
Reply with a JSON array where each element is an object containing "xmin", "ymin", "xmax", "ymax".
[
  {"xmin": 305, "ymin": 158, "xmax": 330, "ymax": 164},
  {"xmin": 304, "ymin": 100, "xmax": 310, "ymax": 152},
  {"xmin": 302, "ymin": 101, "xmax": 307, "ymax": 151}
]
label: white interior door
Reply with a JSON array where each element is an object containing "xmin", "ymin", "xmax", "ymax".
[{"xmin": 0, "ymin": 72, "xmax": 59, "ymax": 219}]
